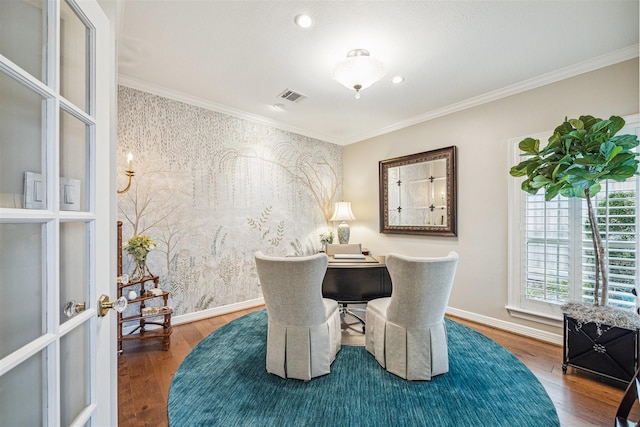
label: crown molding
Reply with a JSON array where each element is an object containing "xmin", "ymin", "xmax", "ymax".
[
  {"xmin": 344, "ymin": 44, "xmax": 640, "ymax": 145},
  {"xmin": 117, "ymin": 75, "xmax": 342, "ymax": 145}
]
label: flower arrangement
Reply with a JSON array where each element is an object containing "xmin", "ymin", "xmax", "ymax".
[
  {"xmin": 319, "ymin": 231, "xmax": 334, "ymax": 251},
  {"xmin": 124, "ymin": 234, "xmax": 156, "ymax": 261}
]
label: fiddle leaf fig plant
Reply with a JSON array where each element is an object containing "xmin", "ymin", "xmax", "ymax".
[{"xmin": 510, "ymin": 115, "xmax": 639, "ymax": 306}]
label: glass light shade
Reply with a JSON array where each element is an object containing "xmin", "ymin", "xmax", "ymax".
[
  {"xmin": 330, "ymin": 202, "xmax": 356, "ymax": 222},
  {"xmin": 332, "ymin": 49, "xmax": 385, "ymax": 94}
]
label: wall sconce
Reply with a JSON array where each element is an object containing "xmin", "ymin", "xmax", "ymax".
[
  {"xmin": 117, "ymin": 152, "xmax": 134, "ymax": 194},
  {"xmin": 330, "ymin": 201, "xmax": 356, "ymax": 244},
  {"xmin": 332, "ymin": 49, "xmax": 385, "ymax": 99}
]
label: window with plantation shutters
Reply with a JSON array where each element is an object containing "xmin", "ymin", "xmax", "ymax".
[{"xmin": 508, "ymin": 116, "xmax": 640, "ymax": 324}]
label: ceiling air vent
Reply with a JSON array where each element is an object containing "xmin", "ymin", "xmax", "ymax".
[{"xmin": 278, "ymin": 89, "xmax": 307, "ymax": 103}]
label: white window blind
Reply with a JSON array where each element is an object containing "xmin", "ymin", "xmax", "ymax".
[
  {"xmin": 508, "ymin": 115, "xmax": 640, "ymax": 322},
  {"xmin": 523, "ymin": 195, "xmax": 571, "ymax": 304},
  {"xmin": 581, "ymin": 184, "xmax": 637, "ymax": 309}
]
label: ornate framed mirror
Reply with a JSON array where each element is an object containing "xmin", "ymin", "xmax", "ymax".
[{"xmin": 379, "ymin": 146, "xmax": 457, "ymax": 236}]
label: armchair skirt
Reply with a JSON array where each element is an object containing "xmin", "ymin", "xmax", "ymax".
[
  {"xmin": 366, "ymin": 298, "xmax": 449, "ymax": 380},
  {"xmin": 266, "ymin": 300, "xmax": 341, "ymax": 380}
]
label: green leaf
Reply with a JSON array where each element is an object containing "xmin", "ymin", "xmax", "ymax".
[
  {"xmin": 545, "ymin": 182, "xmax": 564, "ymax": 200},
  {"xmin": 589, "ymin": 182, "xmax": 601, "ymax": 196},
  {"xmin": 606, "ymin": 145, "xmax": 623, "ymax": 162},
  {"xmin": 530, "ymin": 176, "xmax": 550, "ymax": 189},
  {"xmin": 579, "ymin": 115, "xmax": 599, "ymax": 130},
  {"xmin": 509, "ymin": 165, "xmax": 527, "ymax": 177},
  {"xmin": 599, "ymin": 140, "xmax": 620, "ymax": 161},
  {"xmin": 564, "ymin": 166, "xmax": 587, "ymax": 179},
  {"xmin": 548, "ymin": 132, "xmax": 561, "ymax": 146},
  {"xmin": 608, "ymin": 115, "xmax": 625, "ymax": 135},
  {"xmin": 574, "ymin": 155, "xmax": 600, "ymax": 166},
  {"xmin": 526, "ymin": 161, "xmax": 541, "ymax": 175},
  {"xmin": 554, "ymin": 121, "xmax": 573, "ymax": 136},
  {"xmin": 590, "ymin": 119, "xmax": 611, "ymax": 134},
  {"xmin": 611, "ymin": 134, "xmax": 640, "ymax": 149},
  {"xmin": 571, "ymin": 180, "xmax": 591, "ymax": 191},
  {"xmin": 608, "ymin": 165, "xmax": 639, "ymax": 181},
  {"xmin": 518, "ymin": 138, "xmax": 540, "ymax": 154},
  {"xmin": 568, "ymin": 118, "xmax": 584, "ymax": 130},
  {"xmin": 551, "ymin": 162, "xmax": 569, "ymax": 180},
  {"xmin": 521, "ymin": 180, "xmax": 540, "ymax": 195},
  {"xmin": 567, "ymin": 129, "xmax": 587, "ymax": 141},
  {"xmin": 560, "ymin": 187, "xmax": 576, "ymax": 198},
  {"xmin": 574, "ymin": 187, "xmax": 586, "ymax": 198},
  {"xmin": 606, "ymin": 152, "xmax": 635, "ymax": 166}
]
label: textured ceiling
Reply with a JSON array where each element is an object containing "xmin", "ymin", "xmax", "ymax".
[{"xmin": 115, "ymin": 1, "xmax": 639, "ymax": 145}]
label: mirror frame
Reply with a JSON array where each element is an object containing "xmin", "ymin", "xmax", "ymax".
[{"xmin": 379, "ymin": 146, "xmax": 457, "ymax": 236}]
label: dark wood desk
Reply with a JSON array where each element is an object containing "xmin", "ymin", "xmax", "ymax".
[{"xmin": 322, "ymin": 255, "xmax": 392, "ymax": 303}]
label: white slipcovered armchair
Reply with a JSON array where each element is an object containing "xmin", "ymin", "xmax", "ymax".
[
  {"xmin": 255, "ymin": 252, "xmax": 341, "ymax": 381},
  {"xmin": 365, "ymin": 251, "xmax": 459, "ymax": 380}
]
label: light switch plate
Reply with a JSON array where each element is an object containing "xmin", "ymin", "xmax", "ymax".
[
  {"xmin": 60, "ymin": 177, "xmax": 81, "ymax": 211},
  {"xmin": 24, "ymin": 171, "xmax": 45, "ymax": 209}
]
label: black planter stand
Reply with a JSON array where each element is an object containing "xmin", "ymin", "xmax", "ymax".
[{"xmin": 563, "ymin": 314, "xmax": 640, "ymax": 384}]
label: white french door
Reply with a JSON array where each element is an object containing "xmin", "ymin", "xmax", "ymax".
[{"xmin": 0, "ymin": 0, "xmax": 115, "ymax": 425}]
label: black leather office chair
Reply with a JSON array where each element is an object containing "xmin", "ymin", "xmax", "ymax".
[
  {"xmin": 325, "ymin": 243, "xmax": 366, "ymax": 329},
  {"xmin": 615, "ymin": 366, "xmax": 640, "ymax": 426}
]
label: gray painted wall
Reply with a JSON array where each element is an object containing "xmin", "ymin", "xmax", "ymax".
[{"xmin": 343, "ymin": 59, "xmax": 639, "ymax": 336}]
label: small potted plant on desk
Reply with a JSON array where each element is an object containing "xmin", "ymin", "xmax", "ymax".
[
  {"xmin": 510, "ymin": 115, "xmax": 640, "ymax": 383},
  {"xmin": 319, "ymin": 231, "xmax": 334, "ymax": 253}
]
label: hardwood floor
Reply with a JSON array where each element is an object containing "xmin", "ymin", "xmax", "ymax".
[{"xmin": 118, "ymin": 307, "xmax": 629, "ymax": 427}]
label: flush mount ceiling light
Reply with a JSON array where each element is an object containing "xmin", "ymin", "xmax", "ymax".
[
  {"xmin": 332, "ymin": 49, "xmax": 385, "ymax": 99},
  {"xmin": 294, "ymin": 14, "xmax": 313, "ymax": 28}
]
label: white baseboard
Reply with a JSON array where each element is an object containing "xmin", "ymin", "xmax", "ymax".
[
  {"xmin": 446, "ymin": 306, "xmax": 563, "ymax": 346},
  {"xmin": 172, "ymin": 298, "xmax": 265, "ymax": 326},
  {"xmin": 122, "ymin": 299, "xmax": 563, "ymax": 346},
  {"xmin": 120, "ymin": 298, "xmax": 265, "ymax": 335}
]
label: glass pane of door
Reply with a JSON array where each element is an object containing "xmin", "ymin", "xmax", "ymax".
[
  {"xmin": 60, "ymin": 109, "xmax": 89, "ymax": 212},
  {"xmin": 0, "ymin": 350, "xmax": 45, "ymax": 426},
  {"xmin": 60, "ymin": 0, "xmax": 89, "ymax": 113},
  {"xmin": 60, "ymin": 222, "xmax": 88, "ymax": 324},
  {"xmin": 0, "ymin": 0, "xmax": 46, "ymax": 82},
  {"xmin": 0, "ymin": 71, "xmax": 46, "ymax": 209},
  {"xmin": 60, "ymin": 323, "xmax": 88, "ymax": 426},
  {"xmin": 0, "ymin": 222, "xmax": 45, "ymax": 359}
]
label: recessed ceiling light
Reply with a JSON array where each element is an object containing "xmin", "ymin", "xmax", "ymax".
[
  {"xmin": 294, "ymin": 14, "xmax": 314, "ymax": 29},
  {"xmin": 392, "ymin": 76, "xmax": 405, "ymax": 84},
  {"xmin": 272, "ymin": 103, "xmax": 285, "ymax": 111}
]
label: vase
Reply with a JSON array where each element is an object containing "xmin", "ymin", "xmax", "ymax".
[{"xmin": 131, "ymin": 258, "xmax": 152, "ymax": 280}]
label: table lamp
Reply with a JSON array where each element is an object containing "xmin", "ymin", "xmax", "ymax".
[{"xmin": 330, "ymin": 201, "xmax": 356, "ymax": 244}]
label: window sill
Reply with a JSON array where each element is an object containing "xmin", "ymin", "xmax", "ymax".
[{"xmin": 505, "ymin": 305, "xmax": 563, "ymax": 328}]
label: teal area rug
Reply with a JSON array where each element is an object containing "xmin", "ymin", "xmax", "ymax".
[{"xmin": 168, "ymin": 310, "xmax": 559, "ymax": 426}]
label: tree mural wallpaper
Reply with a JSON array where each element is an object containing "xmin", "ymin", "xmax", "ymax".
[{"xmin": 117, "ymin": 86, "xmax": 343, "ymax": 316}]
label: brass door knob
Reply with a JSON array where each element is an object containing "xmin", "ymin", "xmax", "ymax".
[
  {"xmin": 63, "ymin": 300, "xmax": 86, "ymax": 318},
  {"xmin": 98, "ymin": 295, "xmax": 128, "ymax": 317}
]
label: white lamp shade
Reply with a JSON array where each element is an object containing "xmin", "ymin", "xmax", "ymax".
[
  {"xmin": 330, "ymin": 202, "xmax": 356, "ymax": 222},
  {"xmin": 332, "ymin": 49, "xmax": 385, "ymax": 92}
]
